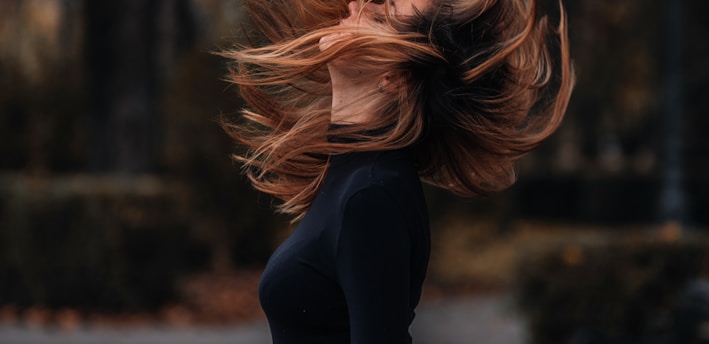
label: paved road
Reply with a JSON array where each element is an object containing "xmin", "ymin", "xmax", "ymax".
[
  {"xmin": 0, "ymin": 296, "xmax": 526, "ymax": 344},
  {"xmin": 412, "ymin": 296, "xmax": 526, "ymax": 344}
]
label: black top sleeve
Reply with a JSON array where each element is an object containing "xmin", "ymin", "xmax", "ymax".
[{"xmin": 335, "ymin": 186, "xmax": 413, "ymax": 344}]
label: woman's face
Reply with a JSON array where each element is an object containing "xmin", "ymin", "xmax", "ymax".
[
  {"xmin": 340, "ymin": 0, "xmax": 431, "ymax": 28},
  {"xmin": 320, "ymin": 0, "xmax": 431, "ymax": 51}
]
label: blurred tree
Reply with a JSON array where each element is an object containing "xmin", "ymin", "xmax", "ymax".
[
  {"xmin": 84, "ymin": 0, "xmax": 196, "ymax": 174},
  {"xmin": 659, "ymin": 0, "xmax": 687, "ymax": 228}
]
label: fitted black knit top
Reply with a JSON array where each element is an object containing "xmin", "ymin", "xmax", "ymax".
[{"xmin": 258, "ymin": 148, "xmax": 431, "ymax": 344}]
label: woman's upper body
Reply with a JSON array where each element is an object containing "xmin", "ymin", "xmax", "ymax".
[
  {"xmin": 223, "ymin": 0, "xmax": 574, "ymax": 343},
  {"xmin": 259, "ymin": 148, "xmax": 429, "ymax": 344},
  {"xmin": 256, "ymin": 3, "xmax": 435, "ymax": 342}
]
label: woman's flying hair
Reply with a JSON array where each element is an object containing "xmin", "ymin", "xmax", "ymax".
[{"xmin": 221, "ymin": 0, "xmax": 575, "ymax": 217}]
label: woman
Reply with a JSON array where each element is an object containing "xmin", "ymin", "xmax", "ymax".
[{"xmin": 222, "ymin": 0, "xmax": 574, "ymax": 342}]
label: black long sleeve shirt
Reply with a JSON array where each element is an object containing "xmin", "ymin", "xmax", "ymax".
[{"xmin": 258, "ymin": 149, "xmax": 431, "ymax": 344}]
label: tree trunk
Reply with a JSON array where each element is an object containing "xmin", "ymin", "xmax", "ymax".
[
  {"xmin": 659, "ymin": 0, "xmax": 687, "ymax": 228},
  {"xmin": 85, "ymin": 0, "xmax": 161, "ymax": 174}
]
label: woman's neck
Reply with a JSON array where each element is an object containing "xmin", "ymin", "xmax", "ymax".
[{"xmin": 328, "ymin": 66, "xmax": 381, "ymax": 124}]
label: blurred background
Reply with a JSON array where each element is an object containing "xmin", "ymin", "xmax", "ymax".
[{"xmin": 0, "ymin": 0, "xmax": 708, "ymax": 343}]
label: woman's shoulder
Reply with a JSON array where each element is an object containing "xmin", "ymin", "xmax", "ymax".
[
  {"xmin": 329, "ymin": 149, "xmax": 418, "ymax": 188},
  {"xmin": 324, "ymin": 149, "xmax": 425, "ymax": 211}
]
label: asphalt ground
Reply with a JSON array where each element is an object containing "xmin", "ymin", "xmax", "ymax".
[{"xmin": 0, "ymin": 295, "xmax": 526, "ymax": 344}]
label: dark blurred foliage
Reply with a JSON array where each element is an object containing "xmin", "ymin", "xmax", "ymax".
[
  {"xmin": 0, "ymin": 0, "xmax": 284, "ymax": 312},
  {"xmin": 0, "ymin": 0, "xmax": 707, "ymax": 317},
  {"xmin": 0, "ymin": 177, "xmax": 209, "ymax": 310},
  {"xmin": 514, "ymin": 238, "xmax": 709, "ymax": 343},
  {"xmin": 514, "ymin": 0, "xmax": 708, "ymax": 225}
]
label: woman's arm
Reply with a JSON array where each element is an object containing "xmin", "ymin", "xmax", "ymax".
[{"xmin": 336, "ymin": 186, "xmax": 414, "ymax": 344}]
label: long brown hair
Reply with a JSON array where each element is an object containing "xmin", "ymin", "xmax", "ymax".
[{"xmin": 221, "ymin": 0, "xmax": 575, "ymax": 217}]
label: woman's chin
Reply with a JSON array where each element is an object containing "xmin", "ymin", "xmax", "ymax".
[{"xmin": 319, "ymin": 32, "xmax": 352, "ymax": 52}]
